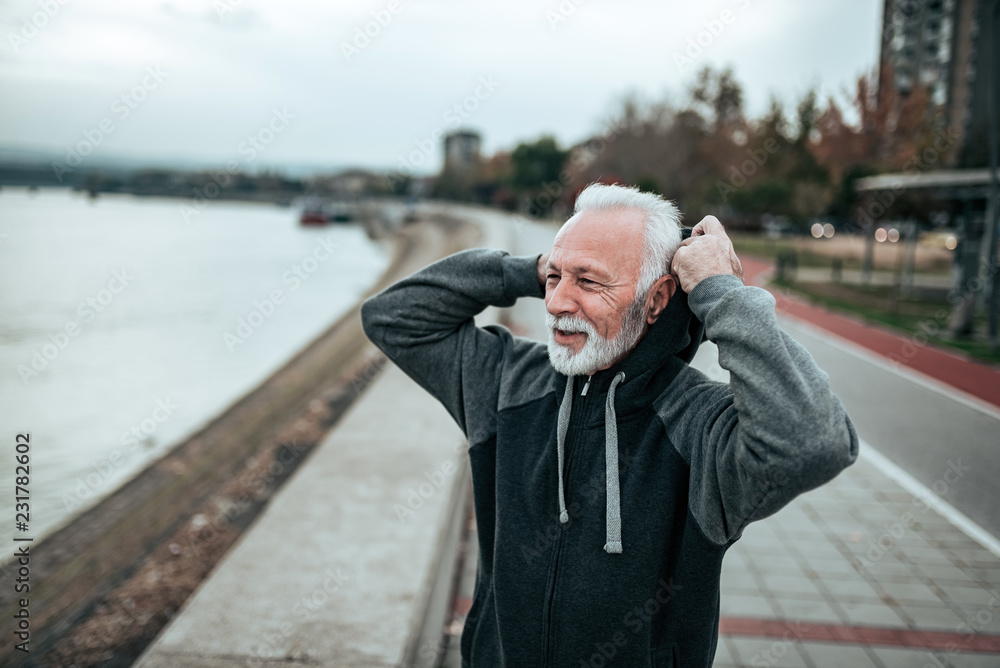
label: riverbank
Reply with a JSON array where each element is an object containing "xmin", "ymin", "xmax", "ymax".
[
  {"xmin": 0, "ymin": 211, "xmax": 480, "ymax": 667},
  {"xmin": 0, "ymin": 187, "xmax": 390, "ymax": 541}
]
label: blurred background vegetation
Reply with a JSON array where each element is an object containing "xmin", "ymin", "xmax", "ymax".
[{"xmin": 435, "ymin": 64, "xmax": 960, "ymax": 231}]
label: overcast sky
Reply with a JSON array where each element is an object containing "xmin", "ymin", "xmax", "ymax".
[{"xmin": 0, "ymin": 0, "xmax": 883, "ymax": 174}]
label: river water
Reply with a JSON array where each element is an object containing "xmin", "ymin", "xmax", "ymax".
[{"xmin": 0, "ymin": 187, "xmax": 388, "ymax": 540}]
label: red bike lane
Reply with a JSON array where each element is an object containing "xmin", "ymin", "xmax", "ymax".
[{"xmin": 740, "ymin": 255, "xmax": 1000, "ymax": 411}]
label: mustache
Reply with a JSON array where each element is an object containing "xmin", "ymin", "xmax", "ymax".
[{"xmin": 545, "ymin": 314, "xmax": 596, "ymax": 336}]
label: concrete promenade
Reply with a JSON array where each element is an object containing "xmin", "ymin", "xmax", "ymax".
[
  {"xmin": 134, "ymin": 206, "xmax": 512, "ymax": 667},
  {"xmin": 133, "ymin": 358, "xmax": 468, "ymax": 667},
  {"xmin": 137, "ymin": 206, "xmax": 1000, "ymax": 667}
]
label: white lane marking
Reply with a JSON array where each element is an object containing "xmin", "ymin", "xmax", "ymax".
[
  {"xmin": 778, "ymin": 315, "xmax": 1000, "ymax": 423},
  {"xmin": 859, "ymin": 438, "xmax": 1000, "ymax": 558}
]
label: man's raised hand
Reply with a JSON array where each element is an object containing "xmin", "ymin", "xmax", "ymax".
[
  {"xmin": 537, "ymin": 252, "xmax": 549, "ymax": 289},
  {"xmin": 670, "ymin": 216, "xmax": 744, "ymax": 294}
]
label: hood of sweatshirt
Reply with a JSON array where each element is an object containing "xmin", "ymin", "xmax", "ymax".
[{"xmin": 554, "ymin": 273, "xmax": 707, "ymax": 554}]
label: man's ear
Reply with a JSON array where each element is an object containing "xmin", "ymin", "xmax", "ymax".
[{"xmin": 646, "ymin": 275, "xmax": 677, "ymax": 325}]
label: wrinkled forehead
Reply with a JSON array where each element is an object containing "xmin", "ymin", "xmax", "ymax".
[{"xmin": 551, "ymin": 208, "xmax": 645, "ymax": 277}]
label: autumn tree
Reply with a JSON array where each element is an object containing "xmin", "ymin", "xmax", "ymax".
[{"xmin": 508, "ymin": 136, "xmax": 569, "ymax": 216}]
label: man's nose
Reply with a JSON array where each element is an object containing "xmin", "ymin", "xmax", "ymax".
[{"xmin": 545, "ymin": 279, "xmax": 577, "ymax": 316}]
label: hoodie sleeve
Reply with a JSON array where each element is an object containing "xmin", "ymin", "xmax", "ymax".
[
  {"xmin": 659, "ymin": 274, "xmax": 859, "ymax": 546},
  {"xmin": 360, "ymin": 248, "xmax": 544, "ymax": 439}
]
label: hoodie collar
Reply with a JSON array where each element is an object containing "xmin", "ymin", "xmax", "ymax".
[{"xmin": 572, "ymin": 286, "xmax": 704, "ymax": 412}]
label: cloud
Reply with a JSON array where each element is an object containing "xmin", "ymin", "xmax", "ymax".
[{"xmin": 0, "ymin": 0, "xmax": 882, "ymax": 171}]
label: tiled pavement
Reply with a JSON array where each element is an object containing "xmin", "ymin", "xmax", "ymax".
[
  {"xmin": 714, "ymin": 451, "xmax": 1000, "ymax": 667},
  {"xmin": 443, "ymin": 450, "xmax": 1000, "ymax": 667}
]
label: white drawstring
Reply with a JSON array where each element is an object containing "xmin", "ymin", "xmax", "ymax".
[
  {"xmin": 604, "ymin": 371, "xmax": 626, "ymax": 554},
  {"xmin": 554, "ymin": 372, "xmax": 627, "ymax": 554},
  {"xmin": 556, "ymin": 376, "xmax": 574, "ymax": 524}
]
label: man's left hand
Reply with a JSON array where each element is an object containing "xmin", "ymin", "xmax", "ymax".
[{"xmin": 670, "ymin": 216, "xmax": 744, "ymax": 294}]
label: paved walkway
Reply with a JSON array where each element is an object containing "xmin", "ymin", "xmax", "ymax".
[
  {"xmin": 440, "ymin": 219, "xmax": 1000, "ymax": 667},
  {"xmin": 714, "ymin": 470, "xmax": 1000, "ymax": 666}
]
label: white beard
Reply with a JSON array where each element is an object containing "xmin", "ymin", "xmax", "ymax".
[{"xmin": 545, "ymin": 299, "xmax": 647, "ymax": 376}]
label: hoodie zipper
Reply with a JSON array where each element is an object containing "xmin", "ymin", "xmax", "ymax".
[{"xmin": 542, "ymin": 375, "xmax": 591, "ymax": 665}]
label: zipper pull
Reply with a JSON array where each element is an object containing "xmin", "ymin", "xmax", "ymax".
[{"xmin": 581, "ymin": 374, "xmax": 593, "ymax": 396}]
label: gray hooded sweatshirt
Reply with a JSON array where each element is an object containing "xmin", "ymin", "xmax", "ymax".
[{"xmin": 360, "ymin": 248, "xmax": 859, "ymax": 667}]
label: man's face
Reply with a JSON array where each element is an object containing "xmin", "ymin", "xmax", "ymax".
[{"xmin": 544, "ymin": 208, "xmax": 647, "ymax": 375}]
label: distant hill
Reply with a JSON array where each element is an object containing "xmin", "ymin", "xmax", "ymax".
[{"xmin": 0, "ymin": 144, "xmax": 363, "ymax": 180}]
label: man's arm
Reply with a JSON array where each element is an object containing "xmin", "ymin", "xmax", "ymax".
[
  {"xmin": 360, "ymin": 248, "xmax": 544, "ymax": 437},
  {"xmin": 662, "ymin": 217, "xmax": 859, "ymax": 545}
]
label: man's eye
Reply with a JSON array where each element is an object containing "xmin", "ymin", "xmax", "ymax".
[
  {"xmin": 579, "ymin": 278, "xmax": 595, "ymax": 285},
  {"xmin": 547, "ymin": 274, "xmax": 559, "ymax": 281}
]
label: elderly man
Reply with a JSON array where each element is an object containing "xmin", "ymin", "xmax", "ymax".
[{"xmin": 361, "ymin": 183, "xmax": 858, "ymax": 667}]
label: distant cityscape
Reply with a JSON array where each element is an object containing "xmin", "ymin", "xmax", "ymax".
[{"xmin": 0, "ymin": 144, "xmax": 399, "ymax": 205}]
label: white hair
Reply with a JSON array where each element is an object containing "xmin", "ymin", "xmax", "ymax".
[{"xmin": 572, "ymin": 183, "xmax": 682, "ymax": 299}]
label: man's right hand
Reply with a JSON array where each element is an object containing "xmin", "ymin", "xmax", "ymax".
[
  {"xmin": 537, "ymin": 253, "xmax": 549, "ymax": 289},
  {"xmin": 670, "ymin": 216, "xmax": 743, "ymax": 294}
]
